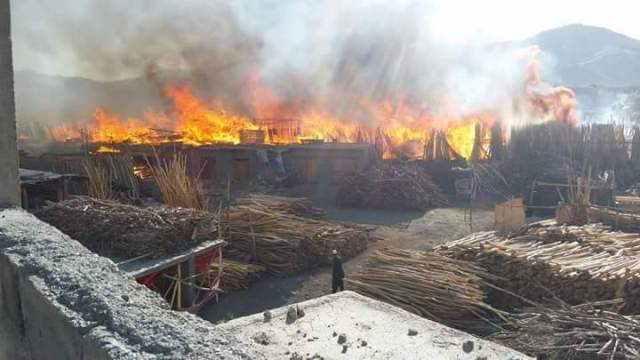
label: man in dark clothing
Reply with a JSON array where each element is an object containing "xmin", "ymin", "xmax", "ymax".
[{"xmin": 331, "ymin": 249, "xmax": 345, "ymax": 293}]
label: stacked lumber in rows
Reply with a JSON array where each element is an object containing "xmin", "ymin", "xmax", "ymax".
[
  {"xmin": 223, "ymin": 205, "xmax": 371, "ymax": 275},
  {"xmin": 35, "ymin": 197, "xmax": 218, "ymax": 259},
  {"xmin": 210, "ymin": 259, "xmax": 265, "ymax": 291},
  {"xmin": 588, "ymin": 206, "xmax": 640, "ymax": 233},
  {"xmin": 492, "ymin": 299, "xmax": 640, "ymax": 359},
  {"xmin": 336, "ymin": 163, "xmax": 448, "ymax": 211},
  {"xmin": 438, "ymin": 223, "xmax": 640, "ymax": 313},
  {"xmin": 345, "ymin": 248, "xmax": 503, "ymax": 327},
  {"xmin": 233, "ymin": 194, "xmax": 326, "ymax": 219},
  {"xmin": 511, "ymin": 220, "xmax": 640, "ymax": 254}
]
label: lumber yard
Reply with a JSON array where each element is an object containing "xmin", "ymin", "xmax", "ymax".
[{"xmin": 4, "ymin": 0, "xmax": 640, "ymax": 359}]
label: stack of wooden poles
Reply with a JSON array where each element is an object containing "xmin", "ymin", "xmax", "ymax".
[
  {"xmin": 345, "ymin": 248, "xmax": 503, "ymax": 327},
  {"xmin": 233, "ymin": 194, "xmax": 326, "ymax": 219},
  {"xmin": 210, "ymin": 259, "xmax": 266, "ymax": 291},
  {"xmin": 437, "ymin": 220, "xmax": 640, "ymax": 313},
  {"xmin": 337, "ymin": 163, "xmax": 448, "ymax": 211},
  {"xmin": 223, "ymin": 205, "xmax": 371, "ymax": 275},
  {"xmin": 493, "ymin": 299, "xmax": 640, "ymax": 359},
  {"xmin": 35, "ymin": 197, "xmax": 218, "ymax": 258}
]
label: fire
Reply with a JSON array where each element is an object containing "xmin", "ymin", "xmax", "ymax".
[
  {"xmin": 525, "ymin": 46, "xmax": 577, "ymax": 125},
  {"xmin": 95, "ymin": 145, "xmax": 121, "ymax": 154},
  {"xmin": 50, "ymin": 85, "xmax": 497, "ymax": 160},
  {"xmin": 91, "ymin": 108, "xmax": 164, "ymax": 144},
  {"xmin": 165, "ymin": 86, "xmax": 258, "ymax": 145},
  {"xmin": 446, "ymin": 118, "xmax": 481, "ymax": 159},
  {"xmin": 51, "ymin": 124, "xmax": 82, "ymax": 142},
  {"xmin": 47, "ymin": 46, "xmax": 575, "ymax": 161}
]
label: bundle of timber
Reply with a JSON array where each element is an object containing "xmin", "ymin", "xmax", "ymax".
[
  {"xmin": 493, "ymin": 300, "xmax": 640, "ymax": 359},
  {"xmin": 35, "ymin": 197, "xmax": 218, "ymax": 258},
  {"xmin": 233, "ymin": 194, "xmax": 326, "ymax": 219},
  {"xmin": 345, "ymin": 248, "xmax": 502, "ymax": 327},
  {"xmin": 336, "ymin": 163, "xmax": 447, "ymax": 211},
  {"xmin": 438, "ymin": 224, "xmax": 640, "ymax": 313},
  {"xmin": 211, "ymin": 259, "xmax": 265, "ymax": 291},
  {"xmin": 588, "ymin": 206, "xmax": 640, "ymax": 233},
  {"xmin": 224, "ymin": 205, "xmax": 370, "ymax": 275}
]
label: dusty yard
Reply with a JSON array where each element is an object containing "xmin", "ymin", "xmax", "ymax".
[{"xmin": 200, "ymin": 204, "xmax": 495, "ymax": 323}]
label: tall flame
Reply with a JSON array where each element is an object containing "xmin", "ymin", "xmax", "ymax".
[{"xmin": 46, "ymin": 46, "xmax": 576, "ymax": 160}]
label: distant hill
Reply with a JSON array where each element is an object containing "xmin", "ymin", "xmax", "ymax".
[{"xmin": 525, "ymin": 24, "xmax": 640, "ymax": 86}]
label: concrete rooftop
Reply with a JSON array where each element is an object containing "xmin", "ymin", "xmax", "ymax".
[{"xmin": 221, "ymin": 291, "xmax": 531, "ymax": 360}]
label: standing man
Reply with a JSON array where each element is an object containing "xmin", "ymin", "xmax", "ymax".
[{"xmin": 331, "ymin": 249, "xmax": 344, "ymax": 293}]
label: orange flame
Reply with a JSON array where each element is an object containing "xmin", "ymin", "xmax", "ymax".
[
  {"xmin": 51, "ymin": 85, "xmax": 497, "ymax": 160},
  {"xmin": 51, "ymin": 124, "xmax": 82, "ymax": 142}
]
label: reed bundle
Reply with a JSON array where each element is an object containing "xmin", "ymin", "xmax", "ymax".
[
  {"xmin": 439, "ymin": 221, "xmax": 640, "ymax": 313},
  {"xmin": 337, "ymin": 163, "xmax": 448, "ymax": 211},
  {"xmin": 345, "ymin": 248, "xmax": 501, "ymax": 326},
  {"xmin": 233, "ymin": 194, "xmax": 326, "ymax": 219},
  {"xmin": 148, "ymin": 153, "xmax": 206, "ymax": 210},
  {"xmin": 83, "ymin": 158, "xmax": 112, "ymax": 200},
  {"xmin": 211, "ymin": 259, "xmax": 265, "ymax": 291},
  {"xmin": 35, "ymin": 197, "xmax": 218, "ymax": 258},
  {"xmin": 223, "ymin": 205, "xmax": 370, "ymax": 275},
  {"xmin": 493, "ymin": 299, "xmax": 640, "ymax": 359}
]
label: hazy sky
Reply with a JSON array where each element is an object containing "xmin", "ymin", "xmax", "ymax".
[
  {"xmin": 428, "ymin": 0, "xmax": 640, "ymax": 43},
  {"xmin": 10, "ymin": 0, "xmax": 639, "ymax": 79}
]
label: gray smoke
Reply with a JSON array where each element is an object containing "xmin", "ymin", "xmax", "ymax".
[{"xmin": 11, "ymin": 0, "xmax": 536, "ymax": 128}]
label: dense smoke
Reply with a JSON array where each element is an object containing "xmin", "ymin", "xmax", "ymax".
[{"xmin": 12, "ymin": 0, "xmax": 570, "ymax": 133}]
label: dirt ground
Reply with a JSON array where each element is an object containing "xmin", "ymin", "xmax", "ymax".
[{"xmin": 200, "ymin": 200, "xmax": 495, "ymax": 323}]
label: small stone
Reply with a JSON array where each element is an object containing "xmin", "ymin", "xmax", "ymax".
[
  {"xmin": 462, "ymin": 340, "xmax": 474, "ymax": 353},
  {"xmin": 296, "ymin": 305, "xmax": 306, "ymax": 318},
  {"xmin": 121, "ymin": 294, "xmax": 130, "ymax": 302},
  {"xmin": 289, "ymin": 352, "xmax": 303, "ymax": 360},
  {"xmin": 263, "ymin": 311, "xmax": 272, "ymax": 322},
  {"xmin": 287, "ymin": 307, "xmax": 298, "ymax": 324},
  {"xmin": 361, "ymin": 340, "xmax": 368, "ymax": 347},
  {"xmin": 288, "ymin": 342, "xmax": 293, "ymax": 346},
  {"xmin": 408, "ymin": 329, "xmax": 418, "ymax": 336},
  {"xmin": 303, "ymin": 333, "xmax": 307, "ymax": 338},
  {"xmin": 342, "ymin": 345, "xmax": 348, "ymax": 354},
  {"xmin": 337, "ymin": 333, "xmax": 347, "ymax": 344},
  {"xmin": 332, "ymin": 331, "xmax": 337, "ymax": 337},
  {"xmin": 252, "ymin": 331, "xmax": 270, "ymax": 345}
]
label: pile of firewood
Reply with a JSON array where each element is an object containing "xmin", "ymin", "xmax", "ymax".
[
  {"xmin": 493, "ymin": 299, "xmax": 640, "ymax": 359},
  {"xmin": 233, "ymin": 194, "xmax": 326, "ymax": 219},
  {"xmin": 588, "ymin": 206, "xmax": 640, "ymax": 233},
  {"xmin": 223, "ymin": 205, "xmax": 371, "ymax": 275},
  {"xmin": 438, "ymin": 222, "xmax": 640, "ymax": 313},
  {"xmin": 210, "ymin": 259, "xmax": 265, "ymax": 291},
  {"xmin": 336, "ymin": 163, "xmax": 448, "ymax": 211},
  {"xmin": 345, "ymin": 248, "xmax": 502, "ymax": 327},
  {"xmin": 35, "ymin": 197, "xmax": 218, "ymax": 259}
]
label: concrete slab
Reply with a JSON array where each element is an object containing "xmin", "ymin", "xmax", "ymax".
[{"xmin": 221, "ymin": 291, "xmax": 531, "ymax": 360}]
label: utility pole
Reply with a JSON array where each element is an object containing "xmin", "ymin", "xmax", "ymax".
[{"xmin": 0, "ymin": 0, "xmax": 20, "ymax": 206}]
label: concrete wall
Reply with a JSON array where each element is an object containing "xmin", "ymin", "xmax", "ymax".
[
  {"xmin": 0, "ymin": 0, "xmax": 20, "ymax": 206},
  {"xmin": 0, "ymin": 207, "xmax": 264, "ymax": 360}
]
